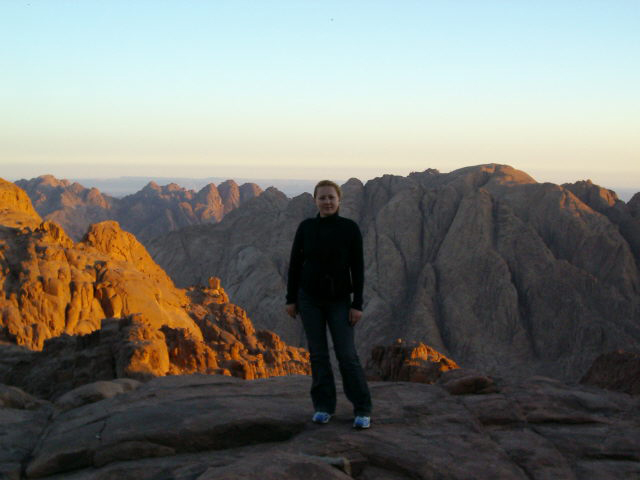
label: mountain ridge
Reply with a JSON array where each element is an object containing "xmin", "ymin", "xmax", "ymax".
[
  {"xmin": 15, "ymin": 175, "xmax": 264, "ymax": 242},
  {"xmin": 148, "ymin": 164, "xmax": 640, "ymax": 381}
]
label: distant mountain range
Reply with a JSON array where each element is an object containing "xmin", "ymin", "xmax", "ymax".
[
  {"xmin": 63, "ymin": 176, "xmax": 318, "ymax": 199},
  {"xmin": 15, "ymin": 175, "xmax": 263, "ymax": 242},
  {"xmin": 13, "ymin": 174, "xmax": 638, "ymax": 202}
]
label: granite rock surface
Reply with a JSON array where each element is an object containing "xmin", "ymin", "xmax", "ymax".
[{"xmin": 2, "ymin": 373, "xmax": 639, "ymax": 479}]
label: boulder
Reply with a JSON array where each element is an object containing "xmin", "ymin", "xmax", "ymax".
[
  {"xmin": 54, "ymin": 379, "xmax": 142, "ymax": 412},
  {"xmin": 437, "ymin": 368, "xmax": 498, "ymax": 395},
  {"xmin": 365, "ymin": 339, "xmax": 459, "ymax": 383},
  {"xmin": 0, "ymin": 384, "xmax": 47, "ymax": 410},
  {"xmin": 580, "ymin": 350, "xmax": 640, "ymax": 395}
]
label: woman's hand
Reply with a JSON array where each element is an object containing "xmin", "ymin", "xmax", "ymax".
[
  {"xmin": 349, "ymin": 308, "xmax": 362, "ymax": 326},
  {"xmin": 285, "ymin": 303, "xmax": 297, "ymax": 319}
]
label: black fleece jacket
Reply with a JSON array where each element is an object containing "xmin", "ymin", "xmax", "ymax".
[{"xmin": 286, "ymin": 213, "xmax": 364, "ymax": 310}]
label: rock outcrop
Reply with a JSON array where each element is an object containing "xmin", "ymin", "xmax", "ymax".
[
  {"xmin": 365, "ymin": 339, "xmax": 459, "ymax": 383},
  {"xmin": 2, "ymin": 373, "xmax": 639, "ymax": 479},
  {"xmin": 0, "ymin": 178, "xmax": 42, "ymax": 229},
  {"xmin": 0, "ymin": 216, "xmax": 196, "ymax": 350},
  {"xmin": 2, "ymin": 296, "xmax": 309, "ymax": 401},
  {"xmin": 0, "ymin": 182, "xmax": 309, "ymax": 395},
  {"xmin": 15, "ymin": 175, "xmax": 263, "ymax": 242},
  {"xmin": 564, "ymin": 179, "xmax": 640, "ymax": 268},
  {"xmin": 148, "ymin": 164, "xmax": 640, "ymax": 381},
  {"xmin": 580, "ymin": 350, "xmax": 640, "ymax": 395}
]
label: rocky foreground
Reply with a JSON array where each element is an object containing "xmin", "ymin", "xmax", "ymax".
[{"xmin": 2, "ymin": 372, "xmax": 639, "ymax": 480}]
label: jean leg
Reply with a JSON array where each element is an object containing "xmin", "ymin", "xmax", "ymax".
[
  {"xmin": 326, "ymin": 300, "xmax": 372, "ymax": 416},
  {"xmin": 298, "ymin": 290, "xmax": 337, "ymax": 414}
]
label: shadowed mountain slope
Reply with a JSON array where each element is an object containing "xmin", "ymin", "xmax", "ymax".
[{"xmin": 148, "ymin": 164, "xmax": 640, "ymax": 381}]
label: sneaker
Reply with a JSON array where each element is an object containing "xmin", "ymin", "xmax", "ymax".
[
  {"xmin": 353, "ymin": 416, "xmax": 371, "ymax": 429},
  {"xmin": 312, "ymin": 411, "xmax": 331, "ymax": 424}
]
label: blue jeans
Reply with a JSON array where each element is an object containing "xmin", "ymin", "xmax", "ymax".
[{"xmin": 297, "ymin": 289, "xmax": 372, "ymax": 416}]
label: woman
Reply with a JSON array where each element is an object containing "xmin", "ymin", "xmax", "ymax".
[{"xmin": 286, "ymin": 180, "xmax": 372, "ymax": 429}]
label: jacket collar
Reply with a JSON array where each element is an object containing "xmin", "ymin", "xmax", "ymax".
[{"xmin": 316, "ymin": 211, "xmax": 339, "ymax": 222}]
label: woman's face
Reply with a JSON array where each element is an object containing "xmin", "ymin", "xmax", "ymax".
[{"xmin": 315, "ymin": 186, "xmax": 340, "ymax": 217}]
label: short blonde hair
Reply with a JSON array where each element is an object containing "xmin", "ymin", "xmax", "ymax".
[{"xmin": 313, "ymin": 180, "xmax": 342, "ymax": 199}]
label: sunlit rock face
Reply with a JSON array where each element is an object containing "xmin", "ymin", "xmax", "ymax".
[
  {"xmin": 0, "ymin": 180, "xmax": 309, "ymax": 395},
  {"xmin": 365, "ymin": 339, "xmax": 459, "ymax": 383},
  {"xmin": 0, "ymin": 217, "xmax": 196, "ymax": 350},
  {"xmin": 15, "ymin": 175, "xmax": 263, "ymax": 242},
  {"xmin": 0, "ymin": 177, "xmax": 43, "ymax": 229},
  {"xmin": 3, "ymin": 287, "xmax": 309, "ymax": 400},
  {"xmin": 149, "ymin": 164, "xmax": 640, "ymax": 381}
]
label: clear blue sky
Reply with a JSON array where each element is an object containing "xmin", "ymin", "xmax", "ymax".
[{"xmin": 1, "ymin": 0, "xmax": 639, "ymax": 191}]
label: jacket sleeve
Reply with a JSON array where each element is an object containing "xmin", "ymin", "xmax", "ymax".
[
  {"xmin": 286, "ymin": 222, "xmax": 304, "ymax": 305},
  {"xmin": 350, "ymin": 223, "xmax": 365, "ymax": 310}
]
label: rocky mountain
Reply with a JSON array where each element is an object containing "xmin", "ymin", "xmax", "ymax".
[
  {"xmin": 0, "ymin": 179, "xmax": 308, "ymax": 390},
  {"xmin": 14, "ymin": 175, "xmax": 117, "ymax": 239},
  {"xmin": 563, "ymin": 180, "xmax": 640, "ymax": 268},
  {"xmin": 2, "ymin": 371, "xmax": 639, "ymax": 479},
  {"xmin": 148, "ymin": 164, "xmax": 640, "ymax": 381},
  {"xmin": 114, "ymin": 179, "xmax": 262, "ymax": 242},
  {"xmin": 0, "ymin": 178, "xmax": 43, "ymax": 229},
  {"xmin": 15, "ymin": 175, "xmax": 263, "ymax": 242},
  {"xmin": 2, "ymin": 175, "xmax": 640, "ymax": 480}
]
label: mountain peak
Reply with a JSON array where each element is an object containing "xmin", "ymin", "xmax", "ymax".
[
  {"xmin": 37, "ymin": 174, "xmax": 70, "ymax": 188},
  {"xmin": 142, "ymin": 181, "xmax": 161, "ymax": 192},
  {"xmin": 219, "ymin": 179, "xmax": 239, "ymax": 188}
]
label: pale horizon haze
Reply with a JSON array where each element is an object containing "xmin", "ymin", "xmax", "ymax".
[{"xmin": 1, "ymin": 1, "xmax": 639, "ymax": 195}]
